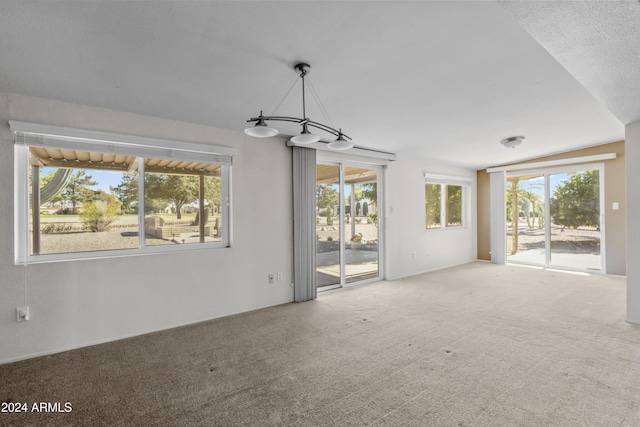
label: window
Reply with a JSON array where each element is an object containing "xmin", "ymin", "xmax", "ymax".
[
  {"xmin": 425, "ymin": 183, "xmax": 442, "ymax": 229},
  {"xmin": 446, "ymin": 184, "xmax": 462, "ymax": 227},
  {"xmin": 12, "ymin": 122, "xmax": 233, "ymax": 264},
  {"xmin": 425, "ymin": 173, "xmax": 470, "ymax": 230}
]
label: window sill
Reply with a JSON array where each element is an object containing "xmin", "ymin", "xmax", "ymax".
[
  {"xmin": 16, "ymin": 242, "xmax": 230, "ymax": 265},
  {"xmin": 425, "ymin": 226, "xmax": 468, "ymax": 232}
]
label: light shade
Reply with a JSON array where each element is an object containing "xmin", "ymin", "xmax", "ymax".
[
  {"xmin": 291, "ymin": 132, "xmax": 321, "ymax": 144},
  {"xmin": 500, "ymin": 136, "xmax": 524, "ymax": 149},
  {"xmin": 290, "ymin": 123, "xmax": 321, "ymax": 144},
  {"xmin": 245, "ymin": 118, "xmax": 278, "ymax": 138},
  {"xmin": 327, "ymin": 131, "xmax": 353, "ymax": 150}
]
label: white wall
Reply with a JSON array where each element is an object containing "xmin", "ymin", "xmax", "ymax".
[
  {"xmin": 385, "ymin": 157, "xmax": 477, "ymax": 279},
  {"xmin": 0, "ymin": 93, "xmax": 480, "ymax": 363},
  {"xmin": 626, "ymin": 121, "xmax": 640, "ymax": 324},
  {"xmin": 0, "ymin": 93, "xmax": 294, "ymax": 363}
]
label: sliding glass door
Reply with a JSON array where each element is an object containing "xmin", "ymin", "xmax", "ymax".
[
  {"xmin": 343, "ymin": 166, "xmax": 380, "ymax": 284},
  {"xmin": 506, "ymin": 165, "xmax": 603, "ymax": 272},
  {"xmin": 549, "ymin": 169, "xmax": 601, "ymax": 270},
  {"xmin": 506, "ymin": 173, "xmax": 545, "ymax": 265},
  {"xmin": 316, "ymin": 164, "xmax": 341, "ymax": 289},
  {"xmin": 316, "ymin": 162, "xmax": 381, "ymax": 289}
]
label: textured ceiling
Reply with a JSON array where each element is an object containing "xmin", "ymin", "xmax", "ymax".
[
  {"xmin": 0, "ymin": 1, "xmax": 627, "ymax": 170},
  {"xmin": 499, "ymin": 0, "xmax": 640, "ymax": 126}
]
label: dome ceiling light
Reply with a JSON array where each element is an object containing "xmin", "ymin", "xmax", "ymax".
[{"xmin": 500, "ymin": 136, "xmax": 525, "ymax": 149}]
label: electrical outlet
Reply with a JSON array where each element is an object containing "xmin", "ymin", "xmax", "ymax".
[
  {"xmin": 277, "ymin": 272, "xmax": 283, "ymax": 282},
  {"xmin": 268, "ymin": 273, "xmax": 275, "ymax": 284},
  {"xmin": 17, "ymin": 306, "xmax": 30, "ymax": 322}
]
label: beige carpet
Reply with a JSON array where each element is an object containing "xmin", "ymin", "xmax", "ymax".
[{"xmin": 1, "ymin": 262, "xmax": 638, "ymax": 426}]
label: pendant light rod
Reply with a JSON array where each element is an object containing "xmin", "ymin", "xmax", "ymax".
[
  {"xmin": 296, "ymin": 63, "xmax": 309, "ymax": 120},
  {"xmin": 245, "ymin": 62, "xmax": 353, "ymax": 148}
]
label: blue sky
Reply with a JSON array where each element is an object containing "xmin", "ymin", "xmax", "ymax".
[
  {"xmin": 517, "ymin": 170, "xmax": 594, "ymax": 199},
  {"xmin": 92, "ymin": 171, "xmax": 125, "ymax": 192},
  {"xmin": 326, "ymin": 183, "xmax": 353, "ymax": 198},
  {"xmin": 43, "ymin": 168, "xmax": 126, "ymax": 193}
]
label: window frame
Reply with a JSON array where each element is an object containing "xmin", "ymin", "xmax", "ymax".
[
  {"xmin": 424, "ymin": 173, "xmax": 471, "ymax": 231},
  {"xmin": 12, "ymin": 121, "xmax": 234, "ymax": 264}
]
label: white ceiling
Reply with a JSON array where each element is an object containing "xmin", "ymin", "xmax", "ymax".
[
  {"xmin": 0, "ymin": 1, "xmax": 631, "ymax": 170},
  {"xmin": 499, "ymin": 0, "xmax": 640, "ymax": 126}
]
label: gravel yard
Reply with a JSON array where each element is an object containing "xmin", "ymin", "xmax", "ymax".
[
  {"xmin": 317, "ymin": 220, "xmax": 378, "ymax": 240},
  {"xmin": 507, "ymin": 219, "xmax": 600, "ymax": 255},
  {"xmin": 37, "ymin": 228, "xmax": 175, "ymax": 255}
]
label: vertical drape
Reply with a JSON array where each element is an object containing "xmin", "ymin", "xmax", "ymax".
[
  {"xmin": 292, "ymin": 146, "xmax": 317, "ymax": 302},
  {"xmin": 489, "ymin": 171, "xmax": 506, "ymax": 264}
]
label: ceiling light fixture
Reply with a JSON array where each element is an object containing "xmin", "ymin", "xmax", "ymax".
[
  {"xmin": 500, "ymin": 136, "xmax": 525, "ymax": 149},
  {"xmin": 245, "ymin": 62, "xmax": 354, "ymax": 150}
]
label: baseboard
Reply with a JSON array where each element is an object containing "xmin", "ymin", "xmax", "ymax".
[
  {"xmin": 386, "ymin": 259, "xmax": 479, "ymax": 281},
  {"xmin": 0, "ymin": 300, "xmax": 294, "ymax": 365}
]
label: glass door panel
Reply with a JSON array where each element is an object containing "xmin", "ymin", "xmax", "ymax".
[
  {"xmin": 506, "ymin": 174, "xmax": 545, "ymax": 265},
  {"xmin": 316, "ymin": 164, "xmax": 341, "ymax": 289},
  {"xmin": 343, "ymin": 166, "xmax": 379, "ymax": 284},
  {"xmin": 549, "ymin": 170, "xmax": 601, "ymax": 270},
  {"xmin": 505, "ymin": 166, "xmax": 603, "ymax": 272}
]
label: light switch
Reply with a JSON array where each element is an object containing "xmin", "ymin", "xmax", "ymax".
[{"xmin": 613, "ymin": 202, "xmax": 619, "ymax": 210}]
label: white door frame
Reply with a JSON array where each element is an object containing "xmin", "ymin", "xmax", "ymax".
[
  {"xmin": 316, "ymin": 160, "xmax": 385, "ymax": 290},
  {"xmin": 506, "ymin": 162, "xmax": 605, "ymax": 273}
]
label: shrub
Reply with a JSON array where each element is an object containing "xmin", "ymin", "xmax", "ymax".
[
  {"xmin": 41, "ymin": 223, "xmax": 81, "ymax": 234},
  {"xmin": 80, "ymin": 192, "xmax": 122, "ymax": 232},
  {"xmin": 368, "ymin": 212, "xmax": 378, "ymax": 227},
  {"xmin": 326, "ymin": 207, "xmax": 334, "ymax": 226}
]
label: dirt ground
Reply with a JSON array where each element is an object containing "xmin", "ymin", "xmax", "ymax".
[
  {"xmin": 507, "ymin": 219, "xmax": 600, "ymax": 256},
  {"xmin": 37, "ymin": 229, "xmax": 175, "ymax": 255}
]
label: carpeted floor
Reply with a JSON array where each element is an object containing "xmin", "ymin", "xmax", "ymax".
[{"xmin": 1, "ymin": 262, "xmax": 638, "ymax": 426}]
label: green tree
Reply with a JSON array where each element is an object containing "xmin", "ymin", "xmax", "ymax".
[
  {"xmin": 353, "ymin": 186, "xmax": 364, "ymax": 201},
  {"xmin": 316, "ymin": 184, "xmax": 339, "ymax": 215},
  {"xmin": 425, "ymin": 183, "xmax": 441, "ymax": 228},
  {"xmin": 112, "ymin": 174, "xmax": 167, "ymax": 214},
  {"xmin": 61, "ymin": 170, "xmax": 97, "ymax": 214},
  {"xmin": 367, "ymin": 212, "xmax": 378, "ymax": 227},
  {"xmin": 326, "ymin": 207, "xmax": 334, "ymax": 226},
  {"xmin": 446, "ymin": 185, "xmax": 462, "ymax": 226},
  {"xmin": 550, "ymin": 170, "xmax": 600, "ymax": 229},
  {"xmin": 80, "ymin": 191, "xmax": 122, "ymax": 231},
  {"xmin": 507, "ymin": 187, "xmax": 544, "ymax": 230},
  {"xmin": 521, "ymin": 190, "xmax": 544, "ymax": 230},
  {"xmin": 145, "ymin": 174, "xmax": 199, "ymax": 219},
  {"xmin": 111, "ymin": 174, "xmax": 138, "ymax": 214},
  {"xmin": 361, "ymin": 183, "xmax": 377, "ymax": 205},
  {"xmin": 507, "ymin": 178, "xmax": 545, "ymax": 255},
  {"xmin": 204, "ymin": 176, "xmax": 221, "ymax": 214},
  {"xmin": 506, "ymin": 179, "xmax": 521, "ymax": 255}
]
